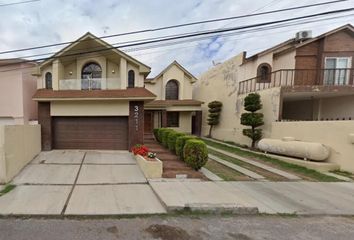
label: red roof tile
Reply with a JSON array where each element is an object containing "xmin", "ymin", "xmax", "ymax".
[{"xmin": 33, "ymin": 88, "xmax": 156, "ymax": 100}]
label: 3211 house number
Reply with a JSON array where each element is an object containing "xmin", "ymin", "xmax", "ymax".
[{"xmin": 134, "ymin": 105, "xmax": 139, "ymax": 131}]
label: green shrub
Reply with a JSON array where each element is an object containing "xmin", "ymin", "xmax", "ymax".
[
  {"xmin": 153, "ymin": 128, "xmax": 160, "ymax": 141},
  {"xmin": 175, "ymin": 135, "xmax": 196, "ymax": 159},
  {"xmin": 167, "ymin": 132, "xmax": 185, "ymax": 151},
  {"xmin": 162, "ymin": 129, "xmax": 175, "ymax": 147},
  {"xmin": 183, "ymin": 139, "xmax": 208, "ymax": 170},
  {"xmin": 157, "ymin": 128, "xmax": 167, "ymax": 143}
]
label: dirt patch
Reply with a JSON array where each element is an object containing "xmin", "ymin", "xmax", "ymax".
[
  {"xmin": 106, "ymin": 226, "xmax": 119, "ymax": 238},
  {"xmin": 228, "ymin": 232, "xmax": 253, "ymax": 240},
  {"xmin": 145, "ymin": 224, "xmax": 197, "ymax": 240}
]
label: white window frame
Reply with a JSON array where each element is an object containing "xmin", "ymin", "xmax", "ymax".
[{"xmin": 324, "ymin": 57, "xmax": 352, "ymax": 85}]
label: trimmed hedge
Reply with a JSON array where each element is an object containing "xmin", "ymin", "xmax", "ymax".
[
  {"xmin": 157, "ymin": 128, "xmax": 167, "ymax": 143},
  {"xmin": 175, "ymin": 135, "xmax": 196, "ymax": 159},
  {"xmin": 183, "ymin": 139, "xmax": 208, "ymax": 170},
  {"xmin": 161, "ymin": 129, "xmax": 175, "ymax": 147},
  {"xmin": 153, "ymin": 128, "xmax": 159, "ymax": 141},
  {"xmin": 167, "ymin": 132, "xmax": 185, "ymax": 152}
]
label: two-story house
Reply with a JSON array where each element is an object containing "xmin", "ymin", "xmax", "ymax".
[
  {"xmin": 195, "ymin": 24, "xmax": 354, "ymax": 172},
  {"xmin": 32, "ymin": 33, "xmax": 201, "ymax": 151},
  {"xmin": 0, "ymin": 59, "xmax": 37, "ymax": 125},
  {"xmin": 144, "ymin": 61, "xmax": 203, "ymax": 135}
]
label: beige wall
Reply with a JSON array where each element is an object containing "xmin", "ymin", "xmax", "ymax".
[
  {"xmin": 145, "ymin": 63, "xmax": 195, "ymax": 100},
  {"xmin": 0, "ymin": 63, "xmax": 37, "ymax": 124},
  {"xmin": 39, "ymin": 53, "xmax": 146, "ymax": 90},
  {"xmin": 169, "ymin": 112, "xmax": 193, "ymax": 133},
  {"xmin": 270, "ymin": 121, "xmax": 354, "ymax": 172},
  {"xmin": 0, "ymin": 124, "xmax": 41, "ymax": 183},
  {"xmin": 50, "ymin": 101, "xmax": 129, "ymax": 116},
  {"xmin": 195, "ymin": 52, "xmax": 282, "ymax": 146}
]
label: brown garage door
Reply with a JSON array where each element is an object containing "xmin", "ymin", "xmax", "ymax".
[{"xmin": 53, "ymin": 117, "xmax": 128, "ymax": 150}]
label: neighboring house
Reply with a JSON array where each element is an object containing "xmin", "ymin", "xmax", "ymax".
[
  {"xmin": 144, "ymin": 61, "xmax": 203, "ymax": 135},
  {"xmin": 32, "ymin": 32, "xmax": 200, "ymax": 151},
  {"xmin": 195, "ymin": 24, "xmax": 354, "ymax": 172},
  {"xmin": 0, "ymin": 59, "xmax": 37, "ymax": 125}
]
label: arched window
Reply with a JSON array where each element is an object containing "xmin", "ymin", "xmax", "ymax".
[
  {"xmin": 165, "ymin": 80, "xmax": 179, "ymax": 100},
  {"xmin": 45, "ymin": 72, "xmax": 52, "ymax": 89},
  {"xmin": 81, "ymin": 62, "xmax": 102, "ymax": 90},
  {"xmin": 257, "ymin": 63, "xmax": 272, "ymax": 83},
  {"xmin": 128, "ymin": 70, "xmax": 135, "ymax": 88}
]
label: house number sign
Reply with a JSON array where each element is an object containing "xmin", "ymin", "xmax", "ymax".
[{"xmin": 134, "ymin": 105, "xmax": 139, "ymax": 131}]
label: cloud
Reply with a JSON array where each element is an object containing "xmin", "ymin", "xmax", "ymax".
[{"xmin": 0, "ymin": 0, "xmax": 353, "ymax": 77}]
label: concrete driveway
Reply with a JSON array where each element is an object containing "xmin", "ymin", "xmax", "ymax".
[{"xmin": 0, "ymin": 150, "xmax": 166, "ymax": 215}]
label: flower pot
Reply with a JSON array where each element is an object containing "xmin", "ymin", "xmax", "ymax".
[{"xmin": 135, "ymin": 154, "xmax": 163, "ymax": 179}]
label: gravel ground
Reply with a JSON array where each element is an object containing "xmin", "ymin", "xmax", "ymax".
[{"xmin": 0, "ymin": 215, "xmax": 354, "ymax": 240}]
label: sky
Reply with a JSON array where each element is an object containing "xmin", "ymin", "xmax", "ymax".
[{"xmin": 0, "ymin": 0, "xmax": 353, "ymax": 76}]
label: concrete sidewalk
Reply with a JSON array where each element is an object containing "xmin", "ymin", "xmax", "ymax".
[{"xmin": 150, "ymin": 180, "xmax": 354, "ymax": 215}]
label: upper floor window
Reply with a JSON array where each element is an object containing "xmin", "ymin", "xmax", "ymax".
[
  {"xmin": 128, "ymin": 70, "xmax": 135, "ymax": 88},
  {"xmin": 324, "ymin": 57, "xmax": 352, "ymax": 85},
  {"xmin": 165, "ymin": 80, "xmax": 179, "ymax": 100},
  {"xmin": 45, "ymin": 72, "xmax": 52, "ymax": 89},
  {"xmin": 81, "ymin": 62, "xmax": 102, "ymax": 90},
  {"xmin": 257, "ymin": 63, "xmax": 272, "ymax": 83}
]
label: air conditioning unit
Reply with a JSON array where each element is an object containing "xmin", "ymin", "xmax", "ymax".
[{"xmin": 295, "ymin": 30, "xmax": 312, "ymax": 42}]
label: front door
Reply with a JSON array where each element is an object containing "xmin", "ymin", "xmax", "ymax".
[{"xmin": 144, "ymin": 111, "xmax": 153, "ymax": 133}]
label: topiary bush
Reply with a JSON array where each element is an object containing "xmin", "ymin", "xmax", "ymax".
[
  {"xmin": 162, "ymin": 129, "xmax": 175, "ymax": 147},
  {"xmin": 153, "ymin": 128, "xmax": 160, "ymax": 141},
  {"xmin": 183, "ymin": 139, "xmax": 208, "ymax": 170},
  {"xmin": 167, "ymin": 132, "xmax": 185, "ymax": 152},
  {"xmin": 240, "ymin": 93, "xmax": 264, "ymax": 148},
  {"xmin": 175, "ymin": 135, "xmax": 196, "ymax": 160}
]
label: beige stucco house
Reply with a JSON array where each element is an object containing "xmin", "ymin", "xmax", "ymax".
[
  {"xmin": 144, "ymin": 61, "xmax": 203, "ymax": 135},
  {"xmin": 0, "ymin": 59, "xmax": 37, "ymax": 124},
  {"xmin": 32, "ymin": 32, "xmax": 201, "ymax": 151},
  {"xmin": 195, "ymin": 24, "xmax": 354, "ymax": 172}
]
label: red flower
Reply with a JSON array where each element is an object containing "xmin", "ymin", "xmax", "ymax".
[{"xmin": 131, "ymin": 144, "xmax": 149, "ymax": 156}]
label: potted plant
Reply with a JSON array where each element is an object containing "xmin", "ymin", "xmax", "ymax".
[{"xmin": 131, "ymin": 144, "xmax": 162, "ymax": 178}]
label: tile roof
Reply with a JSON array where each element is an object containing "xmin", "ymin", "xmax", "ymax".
[
  {"xmin": 33, "ymin": 88, "xmax": 156, "ymax": 100},
  {"xmin": 145, "ymin": 99, "xmax": 203, "ymax": 107}
]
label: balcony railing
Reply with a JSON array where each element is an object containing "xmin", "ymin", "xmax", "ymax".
[
  {"xmin": 59, "ymin": 78, "xmax": 120, "ymax": 90},
  {"xmin": 238, "ymin": 68, "xmax": 354, "ymax": 94}
]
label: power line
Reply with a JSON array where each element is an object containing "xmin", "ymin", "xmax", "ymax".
[
  {"xmin": 0, "ymin": 0, "xmax": 40, "ymax": 7},
  {"xmin": 1, "ymin": 7, "xmax": 353, "ymax": 71},
  {"xmin": 0, "ymin": 0, "xmax": 347, "ymax": 56},
  {"xmin": 1, "ymin": 12, "xmax": 353, "ymax": 74}
]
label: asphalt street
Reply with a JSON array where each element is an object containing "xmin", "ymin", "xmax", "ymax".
[{"xmin": 0, "ymin": 215, "xmax": 353, "ymax": 240}]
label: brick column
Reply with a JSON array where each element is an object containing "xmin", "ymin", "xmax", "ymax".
[
  {"xmin": 38, "ymin": 102, "xmax": 52, "ymax": 151},
  {"xmin": 161, "ymin": 110, "xmax": 167, "ymax": 127},
  {"xmin": 194, "ymin": 111, "xmax": 202, "ymax": 136},
  {"xmin": 129, "ymin": 101, "xmax": 144, "ymax": 150}
]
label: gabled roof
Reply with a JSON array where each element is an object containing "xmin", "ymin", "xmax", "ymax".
[
  {"xmin": 39, "ymin": 32, "xmax": 151, "ymax": 74},
  {"xmin": 295, "ymin": 24, "xmax": 354, "ymax": 49},
  {"xmin": 145, "ymin": 61, "xmax": 197, "ymax": 84},
  {"xmin": 244, "ymin": 24, "xmax": 354, "ymax": 62}
]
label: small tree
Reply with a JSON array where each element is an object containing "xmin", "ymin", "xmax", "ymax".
[
  {"xmin": 241, "ymin": 93, "xmax": 264, "ymax": 148},
  {"xmin": 207, "ymin": 101, "xmax": 222, "ymax": 138}
]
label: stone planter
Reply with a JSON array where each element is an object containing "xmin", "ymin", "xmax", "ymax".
[{"xmin": 135, "ymin": 154, "xmax": 163, "ymax": 179}]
